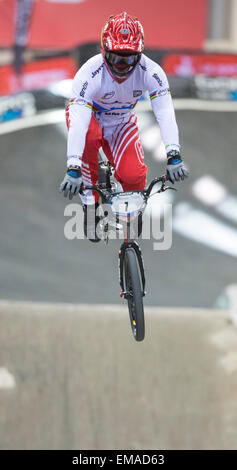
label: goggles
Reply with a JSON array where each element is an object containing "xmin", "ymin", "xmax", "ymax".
[{"xmin": 105, "ymin": 51, "xmax": 140, "ymax": 67}]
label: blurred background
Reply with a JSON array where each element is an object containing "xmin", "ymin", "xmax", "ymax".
[{"xmin": 1, "ymin": 0, "xmax": 237, "ymax": 451}]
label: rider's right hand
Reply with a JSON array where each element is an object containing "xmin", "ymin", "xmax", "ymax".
[{"xmin": 59, "ymin": 166, "xmax": 83, "ymax": 200}]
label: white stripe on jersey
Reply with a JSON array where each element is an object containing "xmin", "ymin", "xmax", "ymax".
[
  {"xmin": 111, "ymin": 118, "xmax": 134, "ymax": 154},
  {"xmin": 114, "ymin": 124, "xmax": 138, "ymax": 164},
  {"xmin": 81, "ymin": 166, "xmax": 91, "ymax": 176},
  {"xmin": 115, "ymin": 131, "xmax": 139, "ymax": 170},
  {"xmin": 135, "ymin": 137, "xmax": 144, "ymax": 165},
  {"xmin": 82, "ymin": 176, "xmax": 92, "ymax": 184}
]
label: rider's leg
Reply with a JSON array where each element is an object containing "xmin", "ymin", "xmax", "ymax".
[
  {"xmin": 80, "ymin": 115, "xmax": 102, "ymax": 204},
  {"xmin": 81, "ymin": 116, "xmax": 102, "ymax": 242},
  {"xmin": 102, "ymin": 118, "xmax": 147, "ymax": 191},
  {"xmin": 115, "ymin": 134, "xmax": 147, "ymax": 237},
  {"xmin": 102, "ymin": 120, "xmax": 147, "ymax": 237},
  {"xmin": 83, "ymin": 202, "xmax": 101, "ymax": 243}
]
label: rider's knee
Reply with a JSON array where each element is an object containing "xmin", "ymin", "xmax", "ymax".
[{"xmin": 118, "ymin": 165, "xmax": 147, "ymax": 186}]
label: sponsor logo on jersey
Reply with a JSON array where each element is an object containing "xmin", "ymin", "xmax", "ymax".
[
  {"xmin": 80, "ymin": 81, "xmax": 88, "ymax": 97},
  {"xmin": 92, "ymin": 63, "xmax": 104, "ymax": 78},
  {"xmin": 139, "ymin": 64, "xmax": 147, "ymax": 71},
  {"xmin": 133, "ymin": 90, "xmax": 142, "ymax": 97},
  {"xmin": 152, "ymin": 73, "xmax": 163, "ymax": 87},
  {"xmin": 101, "ymin": 91, "xmax": 115, "ymax": 99}
]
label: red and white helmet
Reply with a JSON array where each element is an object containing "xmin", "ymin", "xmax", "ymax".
[{"xmin": 101, "ymin": 12, "xmax": 145, "ymax": 82}]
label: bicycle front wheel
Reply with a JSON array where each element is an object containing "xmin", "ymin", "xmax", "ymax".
[{"xmin": 124, "ymin": 248, "xmax": 145, "ymax": 342}]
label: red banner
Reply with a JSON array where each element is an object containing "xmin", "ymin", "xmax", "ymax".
[
  {"xmin": 0, "ymin": 0, "xmax": 206, "ymax": 50},
  {"xmin": 163, "ymin": 53, "xmax": 237, "ymax": 77},
  {"xmin": 0, "ymin": 56, "xmax": 77, "ymax": 95},
  {"xmin": 0, "ymin": 0, "xmax": 15, "ymax": 47}
]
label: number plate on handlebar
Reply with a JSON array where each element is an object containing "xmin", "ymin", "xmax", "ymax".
[{"xmin": 109, "ymin": 193, "xmax": 146, "ymax": 222}]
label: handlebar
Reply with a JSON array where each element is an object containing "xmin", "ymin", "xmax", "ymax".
[
  {"xmin": 79, "ymin": 174, "xmax": 175, "ymax": 202},
  {"xmin": 145, "ymin": 175, "xmax": 167, "ymax": 198}
]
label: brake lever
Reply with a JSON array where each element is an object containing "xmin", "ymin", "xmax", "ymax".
[
  {"xmin": 159, "ymin": 174, "xmax": 178, "ymax": 192},
  {"xmin": 161, "ymin": 186, "xmax": 177, "ymax": 192},
  {"xmin": 157, "ymin": 178, "xmax": 177, "ymax": 193}
]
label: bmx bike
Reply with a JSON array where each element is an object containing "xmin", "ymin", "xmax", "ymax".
[{"xmin": 82, "ymin": 158, "xmax": 176, "ymax": 342}]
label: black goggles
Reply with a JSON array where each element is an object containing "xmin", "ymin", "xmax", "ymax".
[{"xmin": 105, "ymin": 51, "xmax": 140, "ymax": 66}]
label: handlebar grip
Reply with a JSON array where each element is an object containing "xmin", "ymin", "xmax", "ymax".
[{"xmin": 79, "ymin": 184, "xmax": 106, "ymax": 201}]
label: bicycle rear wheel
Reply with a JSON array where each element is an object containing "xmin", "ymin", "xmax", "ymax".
[{"xmin": 124, "ymin": 248, "xmax": 145, "ymax": 341}]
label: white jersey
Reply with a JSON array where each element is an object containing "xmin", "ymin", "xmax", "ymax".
[{"xmin": 67, "ymin": 53, "xmax": 180, "ymax": 168}]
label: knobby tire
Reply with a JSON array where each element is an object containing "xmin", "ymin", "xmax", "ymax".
[{"xmin": 124, "ymin": 248, "xmax": 145, "ymax": 341}]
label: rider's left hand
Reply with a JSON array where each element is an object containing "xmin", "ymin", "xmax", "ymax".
[{"xmin": 166, "ymin": 151, "xmax": 189, "ymax": 183}]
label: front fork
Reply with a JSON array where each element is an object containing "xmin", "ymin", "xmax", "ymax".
[{"xmin": 118, "ymin": 240, "xmax": 146, "ymax": 299}]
